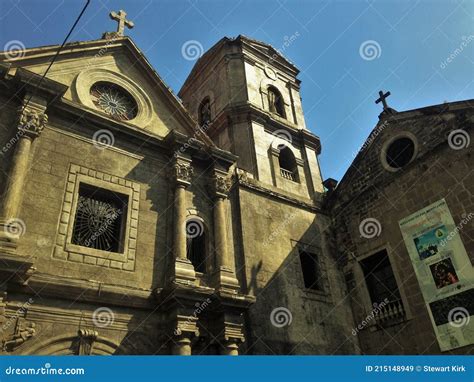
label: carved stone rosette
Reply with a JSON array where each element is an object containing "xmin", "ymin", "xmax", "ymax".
[{"xmin": 17, "ymin": 108, "xmax": 48, "ymax": 139}]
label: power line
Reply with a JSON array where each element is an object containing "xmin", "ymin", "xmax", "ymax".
[{"xmin": 21, "ymin": 0, "xmax": 91, "ymax": 112}]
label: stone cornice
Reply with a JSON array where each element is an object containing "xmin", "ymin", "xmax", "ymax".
[
  {"xmin": 9, "ymin": 68, "xmax": 68, "ymax": 102},
  {"xmin": 208, "ymin": 102, "xmax": 322, "ymax": 154},
  {"xmin": 13, "ymin": 272, "xmax": 155, "ymax": 309},
  {"xmin": 235, "ymin": 174, "xmax": 324, "ymax": 213}
]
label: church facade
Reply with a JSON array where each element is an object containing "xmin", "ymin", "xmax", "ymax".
[{"xmin": 0, "ymin": 15, "xmax": 472, "ymax": 355}]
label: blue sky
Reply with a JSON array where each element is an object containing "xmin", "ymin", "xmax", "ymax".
[{"xmin": 1, "ymin": 0, "xmax": 473, "ymax": 180}]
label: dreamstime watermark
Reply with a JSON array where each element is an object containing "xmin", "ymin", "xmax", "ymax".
[
  {"xmin": 359, "ymin": 40, "xmax": 381, "ymax": 61},
  {"xmin": 84, "ymin": 35, "xmax": 120, "ymax": 69},
  {"xmin": 1, "ymin": 298, "xmax": 34, "ymax": 332},
  {"xmin": 352, "ymin": 120, "xmax": 389, "ymax": 158},
  {"xmin": 174, "ymin": 122, "xmax": 211, "ymax": 157},
  {"xmin": 268, "ymin": 31, "xmax": 300, "ymax": 65},
  {"xmin": 181, "ymin": 40, "xmax": 204, "ymax": 61},
  {"xmin": 447, "ymin": 129, "xmax": 470, "ymax": 150},
  {"xmin": 270, "ymin": 307, "xmax": 293, "ymax": 328},
  {"xmin": 173, "ymin": 298, "xmax": 212, "ymax": 335},
  {"xmin": 352, "ymin": 298, "xmax": 389, "ymax": 336},
  {"xmin": 5, "ymin": 363, "xmax": 84, "ymax": 376},
  {"xmin": 78, "ymin": 205, "xmax": 123, "ymax": 248},
  {"xmin": 1, "ymin": 129, "xmax": 26, "ymax": 156},
  {"xmin": 3, "ymin": 218, "xmax": 27, "ymax": 239},
  {"xmin": 92, "ymin": 129, "xmax": 115, "ymax": 149},
  {"xmin": 440, "ymin": 212, "xmax": 474, "ymax": 247},
  {"xmin": 263, "ymin": 211, "xmax": 297, "ymax": 247},
  {"xmin": 185, "ymin": 217, "xmax": 204, "ymax": 239},
  {"xmin": 448, "ymin": 307, "xmax": 470, "ymax": 328},
  {"xmin": 92, "ymin": 307, "xmax": 115, "ymax": 328},
  {"xmin": 3, "ymin": 40, "xmax": 26, "ymax": 60},
  {"xmin": 271, "ymin": 129, "xmax": 293, "ymax": 149},
  {"xmin": 440, "ymin": 35, "xmax": 474, "ymax": 69},
  {"xmin": 359, "ymin": 218, "xmax": 382, "ymax": 239}
]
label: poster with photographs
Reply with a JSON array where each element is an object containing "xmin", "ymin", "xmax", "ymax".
[{"xmin": 399, "ymin": 199, "xmax": 474, "ymax": 351}]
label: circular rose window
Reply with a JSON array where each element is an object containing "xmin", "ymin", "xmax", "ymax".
[
  {"xmin": 90, "ymin": 82, "xmax": 138, "ymax": 121},
  {"xmin": 385, "ymin": 137, "xmax": 415, "ymax": 169}
]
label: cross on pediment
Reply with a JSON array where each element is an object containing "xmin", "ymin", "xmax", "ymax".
[
  {"xmin": 375, "ymin": 90, "xmax": 391, "ymax": 110},
  {"xmin": 109, "ymin": 9, "xmax": 134, "ymax": 36},
  {"xmin": 375, "ymin": 90, "xmax": 397, "ymax": 117}
]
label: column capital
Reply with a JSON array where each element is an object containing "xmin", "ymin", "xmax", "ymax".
[
  {"xmin": 171, "ymin": 157, "xmax": 193, "ymax": 188},
  {"xmin": 173, "ymin": 314, "xmax": 200, "ymax": 337},
  {"xmin": 218, "ymin": 316, "xmax": 245, "ymax": 355},
  {"xmin": 208, "ymin": 170, "xmax": 232, "ymax": 198},
  {"xmin": 221, "ymin": 320, "xmax": 245, "ymax": 344},
  {"xmin": 171, "ymin": 314, "xmax": 200, "ymax": 355},
  {"xmin": 17, "ymin": 106, "xmax": 48, "ymax": 140}
]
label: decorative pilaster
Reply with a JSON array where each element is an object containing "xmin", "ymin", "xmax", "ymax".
[
  {"xmin": 0, "ymin": 97, "xmax": 48, "ymax": 254},
  {"xmin": 170, "ymin": 156, "xmax": 196, "ymax": 285},
  {"xmin": 208, "ymin": 169, "xmax": 239, "ymax": 293}
]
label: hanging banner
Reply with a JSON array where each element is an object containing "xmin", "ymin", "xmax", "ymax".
[{"xmin": 399, "ymin": 198, "xmax": 474, "ymax": 351}]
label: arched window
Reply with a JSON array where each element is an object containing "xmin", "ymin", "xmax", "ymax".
[
  {"xmin": 198, "ymin": 98, "xmax": 211, "ymax": 127},
  {"xmin": 267, "ymin": 86, "xmax": 285, "ymax": 118},
  {"xmin": 279, "ymin": 146, "xmax": 298, "ymax": 182},
  {"xmin": 186, "ymin": 218, "xmax": 206, "ymax": 273}
]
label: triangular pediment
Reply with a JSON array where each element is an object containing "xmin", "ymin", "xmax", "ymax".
[{"xmin": 0, "ymin": 37, "xmax": 211, "ymax": 142}]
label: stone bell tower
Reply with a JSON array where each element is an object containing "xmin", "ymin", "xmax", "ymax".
[{"xmin": 179, "ymin": 35, "xmax": 324, "ymax": 202}]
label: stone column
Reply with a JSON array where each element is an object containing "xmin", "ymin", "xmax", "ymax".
[
  {"xmin": 173, "ymin": 184, "xmax": 187, "ymax": 261},
  {"xmin": 172, "ymin": 335, "xmax": 192, "ymax": 355},
  {"xmin": 221, "ymin": 340, "xmax": 239, "ymax": 355},
  {"xmin": 0, "ymin": 98, "xmax": 48, "ymax": 252},
  {"xmin": 214, "ymin": 196, "xmax": 229, "ymax": 269},
  {"xmin": 170, "ymin": 156, "xmax": 196, "ymax": 284},
  {"xmin": 209, "ymin": 170, "xmax": 239, "ymax": 292}
]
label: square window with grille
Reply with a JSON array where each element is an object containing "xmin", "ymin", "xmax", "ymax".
[
  {"xmin": 72, "ymin": 183, "xmax": 128, "ymax": 253},
  {"xmin": 299, "ymin": 250, "xmax": 324, "ymax": 291}
]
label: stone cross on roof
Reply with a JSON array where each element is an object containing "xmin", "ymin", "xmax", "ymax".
[
  {"xmin": 375, "ymin": 90, "xmax": 397, "ymax": 117},
  {"xmin": 109, "ymin": 9, "xmax": 134, "ymax": 36},
  {"xmin": 375, "ymin": 90, "xmax": 391, "ymax": 110}
]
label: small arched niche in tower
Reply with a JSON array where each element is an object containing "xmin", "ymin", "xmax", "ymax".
[
  {"xmin": 278, "ymin": 146, "xmax": 298, "ymax": 182},
  {"xmin": 198, "ymin": 97, "xmax": 211, "ymax": 128},
  {"xmin": 267, "ymin": 86, "xmax": 286, "ymax": 118}
]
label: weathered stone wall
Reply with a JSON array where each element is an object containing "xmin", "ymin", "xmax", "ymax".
[
  {"xmin": 234, "ymin": 186, "xmax": 357, "ymax": 354},
  {"xmin": 331, "ymin": 103, "xmax": 474, "ymax": 354}
]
